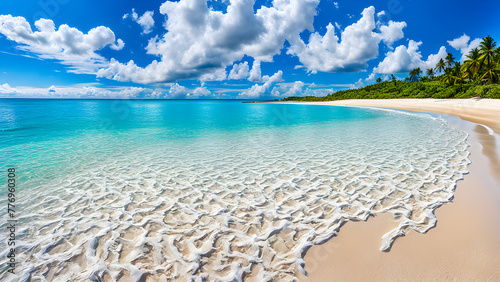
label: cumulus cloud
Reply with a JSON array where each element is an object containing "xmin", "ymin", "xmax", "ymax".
[
  {"xmin": 1, "ymin": 3, "xmax": 419, "ymax": 87},
  {"xmin": 228, "ymin": 61, "xmax": 250, "ymax": 80},
  {"xmin": 270, "ymin": 81, "xmax": 304, "ymax": 97},
  {"xmin": 248, "ymin": 60, "xmax": 263, "ymax": 82},
  {"xmin": 261, "ymin": 81, "xmax": 334, "ymax": 98},
  {"xmin": 0, "ymin": 84, "xmax": 150, "ymax": 98},
  {"xmin": 200, "ymin": 68, "xmax": 227, "ymax": 82},
  {"xmin": 97, "ymin": 0, "xmax": 320, "ymax": 83},
  {"xmin": 374, "ymin": 40, "xmax": 447, "ymax": 74},
  {"xmin": 148, "ymin": 83, "xmax": 218, "ymax": 99},
  {"xmin": 0, "ymin": 83, "xmax": 15, "ymax": 94},
  {"xmin": 447, "ymin": 34, "xmax": 481, "ymax": 61},
  {"xmin": 238, "ymin": 70, "xmax": 283, "ymax": 98},
  {"xmin": 379, "ymin": 20, "xmax": 406, "ymax": 46},
  {"xmin": 365, "ymin": 73, "xmax": 375, "ymax": 81},
  {"xmin": 124, "ymin": 9, "xmax": 155, "ymax": 34},
  {"xmin": 0, "ymin": 15, "xmax": 124, "ymax": 74},
  {"xmin": 350, "ymin": 78, "xmax": 364, "ymax": 89},
  {"xmin": 447, "ymin": 34, "xmax": 470, "ymax": 51},
  {"xmin": 287, "ymin": 6, "xmax": 406, "ymax": 73}
]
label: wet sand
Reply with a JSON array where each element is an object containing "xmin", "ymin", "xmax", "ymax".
[{"xmin": 290, "ymin": 100, "xmax": 500, "ymax": 281}]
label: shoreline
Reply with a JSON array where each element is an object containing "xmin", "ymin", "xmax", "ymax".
[
  {"xmin": 281, "ymin": 98, "xmax": 500, "ymax": 134},
  {"xmin": 279, "ymin": 99, "xmax": 500, "ymax": 281}
]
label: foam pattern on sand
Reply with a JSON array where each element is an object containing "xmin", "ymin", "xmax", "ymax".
[{"xmin": 0, "ymin": 109, "xmax": 470, "ymax": 281}]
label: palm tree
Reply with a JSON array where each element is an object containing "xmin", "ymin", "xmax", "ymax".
[
  {"xmin": 479, "ymin": 36, "xmax": 497, "ymax": 68},
  {"xmin": 445, "ymin": 53, "xmax": 455, "ymax": 68},
  {"xmin": 426, "ymin": 68, "xmax": 435, "ymax": 78},
  {"xmin": 451, "ymin": 62, "xmax": 464, "ymax": 85},
  {"xmin": 435, "ymin": 58, "xmax": 446, "ymax": 73},
  {"xmin": 409, "ymin": 69, "xmax": 416, "ymax": 82},
  {"xmin": 462, "ymin": 48, "xmax": 481, "ymax": 81},
  {"xmin": 409, "ymin": 68, "xmax": 422, "ymax": 82},
  {"xmin": 479, "ymin": 36, "xmax": 498, "ymax": 84},
  {"xmin": 443, "ymin": 68, "xmax": 454, "ymax": 85},
  {"xmin": 415, "ymin": 67, "xmax": 422, "ymax": 80},
  {"xmin": 496, "ymin": 48, "xmax": 500, "ymax": 79},
  {"xmin": 481, "ymin": 65, "xmax": 499, "ymax": 84},
  {"xmin": 390, "ymin": 74, "xmax": 397, "ymax": 85}
]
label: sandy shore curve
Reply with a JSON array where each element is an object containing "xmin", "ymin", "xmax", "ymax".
[{"xmin": 275, "ymin": 99, "xmax": 500, "ymax": 281}]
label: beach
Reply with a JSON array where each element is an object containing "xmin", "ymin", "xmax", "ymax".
[
  {"xmin": 1, "ymin": 99, "xmax": 499, "ymax": 281},
  {"xmin": 285, "ymin": 99, "xmax": 500, "ymax": 281},
  {"xmin": 300, "ymin": 99, "xmax": 500, "ymax": 134}
]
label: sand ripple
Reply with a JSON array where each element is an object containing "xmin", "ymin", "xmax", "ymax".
[{"xmin": 0, "ymin": 110, "xmax": 470, "ymax": 281}]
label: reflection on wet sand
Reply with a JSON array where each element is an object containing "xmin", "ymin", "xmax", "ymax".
[{"xmin": 474, "ymin": 125, "xmax": 500, "ymax": 180}]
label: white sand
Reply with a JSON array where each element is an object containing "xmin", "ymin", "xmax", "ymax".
[
  {"xmin": 295, "ymin": 98, "xmax": 500, "ymax": 134},
  {"xmin": 282, "ymin": 99, "xmax": 500, "ymax": 281}
]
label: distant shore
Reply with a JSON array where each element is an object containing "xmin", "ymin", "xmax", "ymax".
[
  {"xmin": 273, "ymin": 99, "xmax": 500, "ymax": 281},
  {"xmin": 282, "ymin": 98, "xmax": 500, "ymax": 134}
]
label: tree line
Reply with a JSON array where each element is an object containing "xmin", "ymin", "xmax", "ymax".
[
  {"xmin": 283, "ymin": 36, "xmax": 500, "ymax": 101},
  {"xmin": 405, "ymin": 36, "xmax": 499, "ymax": 85}
]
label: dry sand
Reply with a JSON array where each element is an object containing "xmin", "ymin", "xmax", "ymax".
[{"xmin": 286, "ymin": 99, "xmax": 500, "ymax": 281}]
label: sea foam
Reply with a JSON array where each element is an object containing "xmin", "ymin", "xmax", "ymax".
[{"xmin": 0, "ymin": 106, "xmax": 470, "ymax": 281}]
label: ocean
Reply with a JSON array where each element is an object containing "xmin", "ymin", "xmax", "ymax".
[{"xmin": 0, "ymin": 99, "xmax": 470, "ymax": 281}]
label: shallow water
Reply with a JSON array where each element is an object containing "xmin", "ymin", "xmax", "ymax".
[{"xmin": 0, "ymin": 100, "xmax": 470, "ymax": 281}]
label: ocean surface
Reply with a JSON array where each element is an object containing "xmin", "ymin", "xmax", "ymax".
[{"xmin": 0, "ymin": 99, "xmax": 470, "ymax": 281}]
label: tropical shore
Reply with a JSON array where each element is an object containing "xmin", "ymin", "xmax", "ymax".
[
  {"xmin": 280, "ymin": 99, "xmax": 500, "ymax": 281},
  {"xmin": 296, "ymin": 98, "xmax": 500, "ymax": 134}
]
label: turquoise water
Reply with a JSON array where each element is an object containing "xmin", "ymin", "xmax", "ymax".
[
  {"xmin": 0, "ymin": 100, "xmax": 470, "ymax": 281},
  {"xmin": 0, "ymin": 99, "xmax": 382, "ymax": 187}
]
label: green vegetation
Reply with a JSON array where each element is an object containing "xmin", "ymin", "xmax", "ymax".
[{"xmin": 283, "ymin": 36, "xmax": 500, "ymax": 101}]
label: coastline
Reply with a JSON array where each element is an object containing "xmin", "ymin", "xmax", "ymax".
[
  {"xmin": 285, "ymin": 98, "xmax": 500, "ymax": 134},
  {"xmin": 278, "ymin": 99, "xmax": 500, "ymax": 281}
]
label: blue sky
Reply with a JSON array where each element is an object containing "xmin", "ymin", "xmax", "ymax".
[{"xmin": 0, "ymin": 0, "xmax": 499, "ymax": 99}]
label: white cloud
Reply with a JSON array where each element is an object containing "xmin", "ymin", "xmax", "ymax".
[
  {"xmin": 365, "ymin": 73, "xmax": 375, "ymax": 81},
  {"xmin": 97, "ymin": 0, "xmax": 320, "ymax": 84},
  {"xmin": 379, "ymin": 21, "xmax": 406, "ymax": 46},
  {"xmin": 271, "ymin": 81, "xmax": 304, "ymax": 97},
  {"xmin": 287, "ymin": 6, "xmax": 406, "ymax": 73},
  {"xmin": 137, "ymin": 11, "xmax": 155, "ymax": 34},
  {"xmin": 0, "ymin": 82, "xmax": 224, "ymax": 99},
  {"xmin": 248, "ymin": 60, "xmax": 263, "ymax": 82},
  {"xmin": 166, "ymin": 83, "xmax": 188, "ymax": 98},
  {"xmin": 228, "ymin": 61, "xmax": 250, "ymax": 80},
  {"xmin": 260, "ymin": 81, "xmax": 335, "ymax": 98},
  {"xmin": 0, "ymin": 84, "xmax": 150, "ymax": 98},
  {"xmin": 333, "ymin": 2, "xmax": 339, "ymax": 9},
  {"xmin": 0, "ymin": 15, "xmax": 124, "ymax": 74},
  {"xmin": 0, "ymin": 83, "xmax": 16, "ymax": 94},
  {"xmin": 238, "ymin": 70, "xmax": 283, "ymax": 98},
  {"xmin": 447, "ymin": 34, "xmax": 481, "ymax": 61},
  {"xmin": 374, "ymin": 40, "xmax": 447, "ymax": 74},
  {"xmin": 351, "ymin": 78, "xmax": 364, "ymax": 89},
  {"xmin": 200, "ymin": 68, "xmax": 227, "ymax": 81},
  {"xmin": 152, "ymin": 83, "xmax": 218, "ymax": 99},
  {"xmin": 123, "ymin": 9, "xmax": 138, "ymax": 20},
  {"xmin": 124, "ymin": 9, "xmax": 155, "ymax": 34},
  {"xmin": 448, "ymin": 34, "xmax": 470, "ymax": 51}
]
